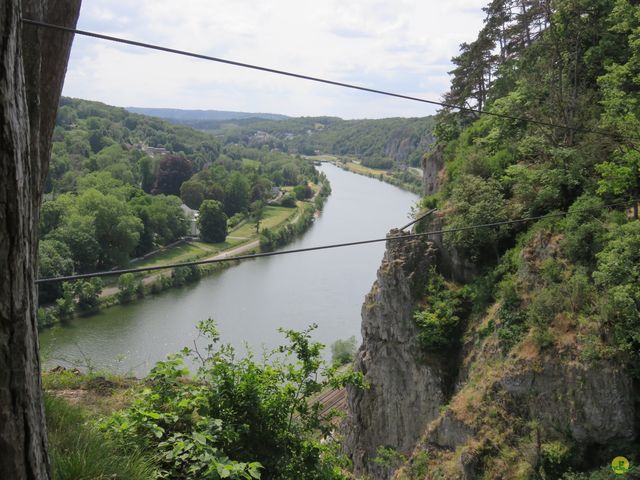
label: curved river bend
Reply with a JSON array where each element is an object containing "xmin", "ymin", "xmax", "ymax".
[{"xmin": 40, "ymin": 164, "xmax": 419, "ymax": 375}]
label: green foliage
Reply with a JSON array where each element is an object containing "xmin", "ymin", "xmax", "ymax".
[
  {"xmin": 118, "ymin": 273, "xmax": 143, "ymax": 304},
  {"xmin": 560, "ymin": 195, "xmax": 609, "ymax": 267},
  {"xmin": 373, "ymin": 446, "xmax": 406, "ymax": 470},
  {"xmin": 593, "ymin": 221, "xmax": 640, "ymax": 371},
  {"xmin": 414, "ymin": 269, "xmax": 463, "ymax": 351},
  {"xmin": 171, "ymin": 265, "xmax": 201, "ymax": 287},
  {"xmin": 280, "ymin": 192, "xmax": 297, "ymax": 208},
  {"xmin": 101, "ymin": 320, "xmax": 359, "ymax": 479},
  {"xmin": 294, "ymin": 183, "xmax": 313, "ymax": 200},
  {"xmin": 198, "ymin": 200, "xmax": 228, "ymax": 243},
  {"xmin": 540, "ymin": 440, "xmax": 572, "ymax": 476},
  {"xmin": 45, "ymin": 394, "xmax": 155, "ymax": 480},
  {"xmin": 153, "ymin": 155, "xmax": 193, "ymax": 196},
  {"xmin": 38, "ymin": 239, "xmax": 74, "ymax": 304},
  {"xmin": 180, "ymin": 179, "xmax": 205, "ymax": 209},
  {"xmin": 177, "ymin": 115, "xmax": 435, "ymax": 169},
  {"xmin": 330, "ymin": 336, "xmax": 356, "ymax": 367},
  {"xmin": 74, "ymin": 279, "xmax": 103, "ymax": 314},
  {"xmin": 444, "ymin": 175, "xmax": 509, "ymax": 263},
  {"xmin": 55, "ymin": 283, "xmax": 76, "ymax": 320},
  {"xmin": 224, "ymin": 172, "xmax": 251, "ymax": 216}
]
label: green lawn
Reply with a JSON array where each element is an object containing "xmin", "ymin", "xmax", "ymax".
[
  {"xmin": 343, "ymin": 162, "xmax": 389, "ymax": 177},
  {"xmin": 129, "ymin": 206, "xmax": 295, "ymax": 275},
  {"xmin": 133, "ymin": 238, "xmax": 242, "ymax": 269},
  {"xmin": 232, "ymin": 206, "xmax": 297, "ymax": 237}
]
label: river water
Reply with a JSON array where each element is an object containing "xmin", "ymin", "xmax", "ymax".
[{"xmin": 40, "ymin": 164, "xmax": 419, "ymax": 375}]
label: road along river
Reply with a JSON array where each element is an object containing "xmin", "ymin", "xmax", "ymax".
[{"xmin": 40, "ymin": 163, "xmax": 419, "ymax": 375}]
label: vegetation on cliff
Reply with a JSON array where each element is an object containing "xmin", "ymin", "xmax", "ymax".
[{"xmin": 393, "ymin": 0, "xmax": 640, "ymax": 477}]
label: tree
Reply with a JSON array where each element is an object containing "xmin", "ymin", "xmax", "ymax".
[
  {"xmin": 117, "ymin": 273, "xmax": 142, "ymax": 304},
  {"xmin": 198, "ymin": 200, "xmax": 228, "ymax": 243},
  {"xmin": 331, "ymin": 336, "xmax": 357, "ymax": 366},
  {"xmin": 153, "ymin": 155, "xmax": 192, "ymax": 196},
  {"xmin": 596, "ymin": 0, "xmax": 640, "ymax": 218},
  {"xmin": 38, "ymin": 239, "xmax": 74, "ymax": 304},
  {"xmin": 250, "ymin": 200, "xmax": 265, "ymax": 234},
  {"xmin": 0, "ymin": 1, "xmax": 81, "ymax": 478},
  {"xmin": 224, "ymin": 171, "xmax": 251, "ymax": 216},
  {"xmin": 74, "ymin": 278, "xmax": 103, "ymax": 313},
  {"xmin": 294, "ymin": 183, "xmax": 313, "ymax": 200},
  {"xmin": 444, "ymin": 175, "xmax": 509, "ymax": 262},
  {"xmin": 180, "ymin": 179, "xmax": 205, "ymax": 209},
  {"xmin": 139, "ymin": 155, "xmax": 157, "ymax": 193}
]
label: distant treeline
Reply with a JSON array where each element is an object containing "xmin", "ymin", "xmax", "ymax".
[{"xmin": 152, "ymin": 114, "xmax": 436, "ymax": 168}]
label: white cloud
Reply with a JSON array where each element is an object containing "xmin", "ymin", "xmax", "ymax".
[{"xmin": 63, "ymin": 0, "xmax": 486, "ymax": 119}]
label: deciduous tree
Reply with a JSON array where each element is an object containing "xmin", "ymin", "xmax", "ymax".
[{"xmin": 198, "ymin": 200, "xmax": 228, "ymax": 243}]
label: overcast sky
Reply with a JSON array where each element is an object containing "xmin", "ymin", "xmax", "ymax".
[{"xmin": 62, "ymin": 0, "xmax": 486, "ymax": 119}]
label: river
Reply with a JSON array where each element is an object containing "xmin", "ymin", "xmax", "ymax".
[{"xmin": 40, "ymin": 164, "xmax": 419, "ymax": 375}]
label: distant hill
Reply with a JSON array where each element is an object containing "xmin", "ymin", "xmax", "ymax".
[{"xmin": 126, "ymin": 107, "xmax": 289, "ymax": 122}]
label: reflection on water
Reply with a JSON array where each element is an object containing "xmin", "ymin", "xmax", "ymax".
[{"xmin": 40, "ymin": 164, "xmax": 419, "ymax": 375}]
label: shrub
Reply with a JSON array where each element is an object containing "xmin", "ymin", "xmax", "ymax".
[
  {"xmin": 117, "ymin": 273, "xmax": 142, "ymax": 304},
  {"xmin": 331, "ymin": 336, "xmax": 357, "ymax": 366},
  {"xmin": 414, "ymin": 269, "xmax": 462, "ymax": 351},
  {"xmin": 101, "ymin": 320, "xmax": 362, "ymax": 479}
]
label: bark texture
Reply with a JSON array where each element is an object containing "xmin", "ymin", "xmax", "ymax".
[{"xmin": 0, "ymin": 1, "xmax": 80, "ymax": 478}]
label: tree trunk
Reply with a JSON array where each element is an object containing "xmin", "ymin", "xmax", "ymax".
[{"xmin": 0, "ymin": 1, "xmax": 80, "ymax": 479}]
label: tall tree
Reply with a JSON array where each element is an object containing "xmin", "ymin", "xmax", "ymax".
[
  {"xmin": 0, "ymin": 1, "xmax": 81, "ymax": 479},
  {"xmin": 198, "ymin": 200, "xmax": 228, "ymax": 243},
  {"xmin": 152, "ymin": 154, "xmax": 192, "ymax": 196}
]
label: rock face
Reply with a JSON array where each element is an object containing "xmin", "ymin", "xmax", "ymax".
[
  {"xmin": 500, "ymin": 359, "xmax": 636, "ymax": 444},
  {"xmin": 421, "ymin": 143, "xmax": 445, "ymax": 196},
  {"xmin": 384, "ymin": 134, "xmax": 434, "ymax": 164},
  {"xmin": 344, "ymin": 230, "xmax": 452, "ymax": 479}
]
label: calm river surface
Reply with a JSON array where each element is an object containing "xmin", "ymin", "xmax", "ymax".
[{"xmin": 40, "ymin": 164, "xmax": 418, "ymax": 375}]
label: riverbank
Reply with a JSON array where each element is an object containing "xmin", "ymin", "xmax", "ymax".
[
  {"xmin": 39, "ymin": 164, "xmax": 418, "ymax": 375},
  {"xmin": 37, "ymin": 177, "xmax": 331, "ymax": 328},
  {"xmin": 306, "ymin": 154, "xmax": 423, "ymax": 194}
]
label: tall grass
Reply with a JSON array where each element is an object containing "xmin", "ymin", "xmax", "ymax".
[{"xmin": 45, "ymin": 394, "xmax": 155, "ymax": 480}]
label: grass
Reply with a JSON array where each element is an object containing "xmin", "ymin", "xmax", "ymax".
[
  {"xmin": 303, "ymin": 154, "xmax": 339, "ymax": 162},
  {"xmin": 133, "ymin": 242, "xmax": 213, "ymax": 269},
  {"xmin": 342, "ymin": 161, "xmax": 389, "ymax": 177},
  {"xmin": 232, "ymin": 205, "xmax": 297, "ymax": 237},
  {"xmin": 45, "ymin": 394, "xmax": 155, "ymax": 480}
]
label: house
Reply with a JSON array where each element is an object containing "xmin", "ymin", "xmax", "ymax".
[{"xmin": 180, "ymin": 204, "xmax": 199, "ymax": 237}]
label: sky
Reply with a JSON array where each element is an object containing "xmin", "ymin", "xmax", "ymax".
[{"xmin": 62, "ymin": 0, "xmax": 487, "ymax": 119}]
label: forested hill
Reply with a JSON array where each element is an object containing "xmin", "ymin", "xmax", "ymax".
[
  {"xmin": 137, "ymin": 111, "xmax": 436, "ymax": 168},
  {"xmin": 346, "ymin": 0, "xmax": 640, "ymax": 478},
  {"xmin": 127, "ymin": 107, "xmax": 289, "ymax": 122},
  {"xmin": 41, "ymin": 97, "xmax": 319, "ymax": 304}
]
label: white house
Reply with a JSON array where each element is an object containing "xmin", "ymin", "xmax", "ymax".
[{"xmin": 180, "ymin": 204, "xmax": 199, "ymax": 237}]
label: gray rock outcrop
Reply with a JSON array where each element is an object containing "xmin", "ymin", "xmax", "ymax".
[{"xmin": 344, "ymin": 230, "xmax": 452, "ymax": 479}]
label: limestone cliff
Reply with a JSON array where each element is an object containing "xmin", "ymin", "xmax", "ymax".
[
  {"xmin": 343, "ymin": 231, "xmax": 455, "ymax": 479},
  {"xmin": 421, "ymin": 144, "xmax": 445, "ymax": 196},
  {"xmin": 343, "ymin": 226, "xmax": 639, "ymax": 479}
]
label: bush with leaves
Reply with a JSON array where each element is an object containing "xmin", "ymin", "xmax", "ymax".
[
  {"xmin": 593, "ymin": 221, "xmax": 640, "ymax": 372},
  {"xmin": 118, "ymin": 273, "xmax": 143, "ymax": 304},
  {"xmin": 444, "ymin": 174, "xmax": 509, "ymax": 263},
  {"xmin": 331, "ymin": 337, "xmax": 356, "ymax": 367},
  {"xmin": 414, "ymin": 269, "xmax": 463, "ymax": 351},
  {"xmin": 101, "ymin": 320, "xmax": 363, "ymax": 479}
]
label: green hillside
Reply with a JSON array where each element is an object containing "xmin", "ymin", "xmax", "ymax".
[
  {"xmin": 147, "ymin": 113, "xmax": 436, "ymax": 168},
  {"xmin": 399, "ymin": 0, "xmax": 640, "ymax": 477}
]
